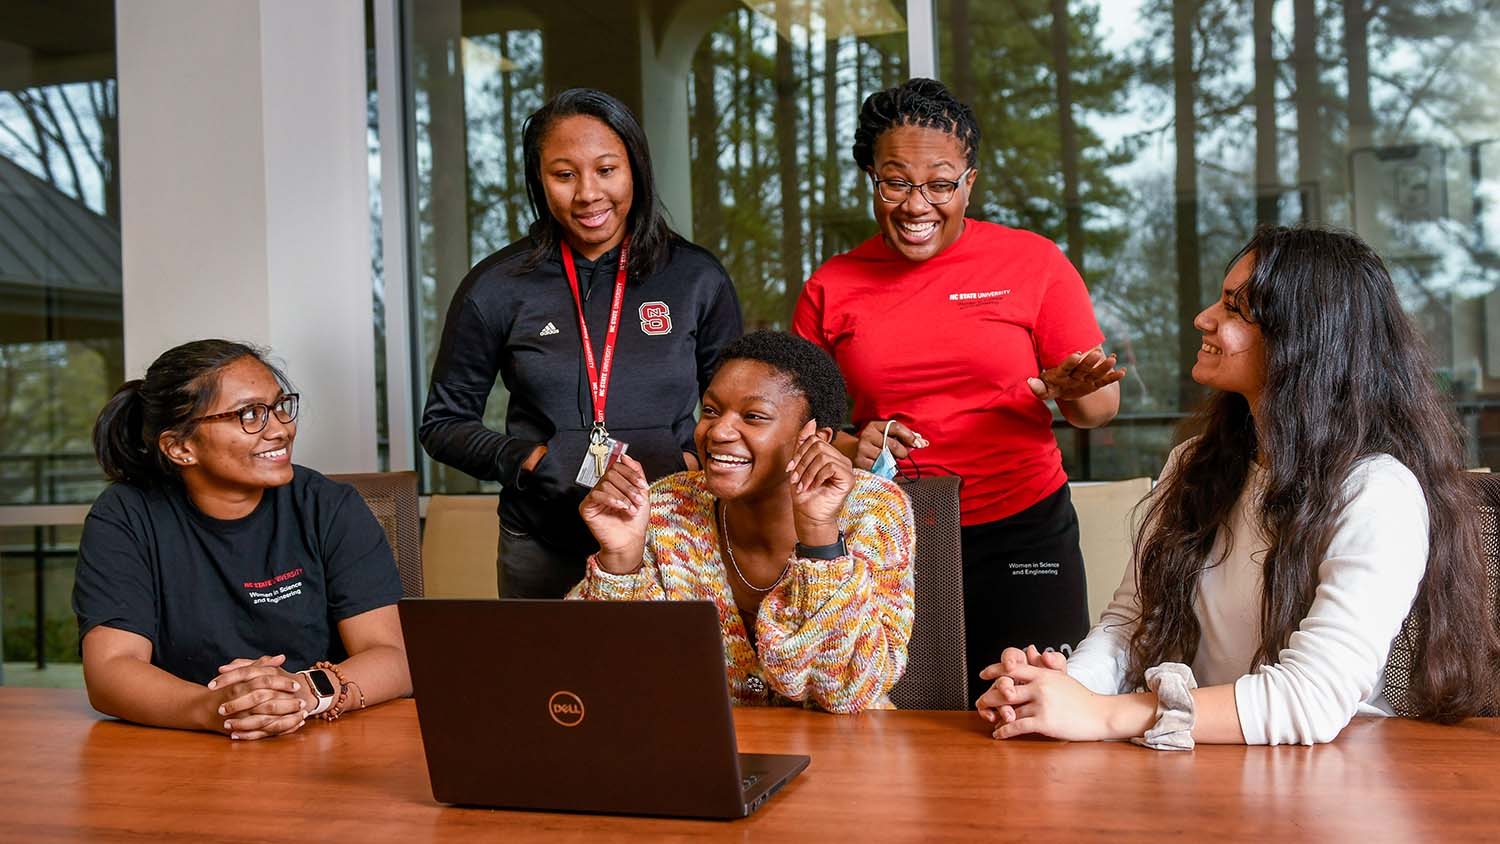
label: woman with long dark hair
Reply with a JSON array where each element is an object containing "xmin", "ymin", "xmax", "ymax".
[
  {"xmin": 977, "ymin": 226, "xmax": 1499, "ymax": 746},
  {"xmin": 73, "ymin": 340, "xmax": 410, "ymax": 739},
  {"xmin": 421, "ymin": 88, "xmax": 742, "ymax": 598}
]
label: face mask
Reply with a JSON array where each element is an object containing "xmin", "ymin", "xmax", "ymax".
[{"xmin": 870, "ymin": 420, "xmax": 899, "ymax": 480}]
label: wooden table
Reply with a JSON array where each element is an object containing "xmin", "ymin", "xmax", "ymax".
[{"xmin": 4, "ymin": 688, "xmax": 1498, "ymax": 841}]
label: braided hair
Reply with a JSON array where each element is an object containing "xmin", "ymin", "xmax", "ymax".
[{"xmin": 852, "ymin": 78, "xmax": 981, "ymax": 170}]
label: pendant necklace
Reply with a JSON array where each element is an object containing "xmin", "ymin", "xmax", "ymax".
[{"xmin": 718, "ymin": 502, "xmax": 790, "ymax": 593}]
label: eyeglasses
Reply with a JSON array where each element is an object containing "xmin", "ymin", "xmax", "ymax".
[
  {"xmin": 870, "ymin": 168, "xmax": 973, "ymax": 205},
  {"xmin": 190, "ymin": 393, "xmax": 300, "ymax": 435}
]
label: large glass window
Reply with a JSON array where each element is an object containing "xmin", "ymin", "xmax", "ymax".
[
  {"xmin": 403, "ymin": 1, "xmax": 543, "ymax": 494},
  {"xmin": 395, "ymin": 2, "xmax": 1500, "ymax": 488},
  {"xmin": 685, "ymin": 4, "xmax": 909, "ymax": 329},
  {"xmin": 0, "ymin": 2, "xmax": 120, "ymax": 681},
  {"xmin": 402, "ymin": 1, "xmax": 907, "ymax": 492},
  {"xmin": 936, "ymin": 0, "xmax": 1500, "ymax": 478}
]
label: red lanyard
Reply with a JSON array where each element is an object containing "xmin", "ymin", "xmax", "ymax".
[{"xmin": 561, "ymin": 236, "xmax": 630, "ymax": 428}]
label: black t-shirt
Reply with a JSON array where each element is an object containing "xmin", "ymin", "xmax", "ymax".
[{"xmin": 72, "ymin": 466, "xmax": 402, "ymax": 685}]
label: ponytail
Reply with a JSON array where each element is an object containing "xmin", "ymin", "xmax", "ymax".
[{"xmin": 93, "ymin": 379, "xmax": 166, "ymax": 484}]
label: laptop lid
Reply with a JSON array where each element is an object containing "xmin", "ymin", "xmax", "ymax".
[{"xmin": 400, "ymin": 598, "xmax": 809, "ymax": 819}]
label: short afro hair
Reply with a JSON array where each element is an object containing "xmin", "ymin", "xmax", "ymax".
[
  {"xmin": 852, "ymin": 77, "xmax": 980, "ymax": 171},
  {"xmin": 714, "ymin": 331, "xmax": 847, "ymax": 431}
]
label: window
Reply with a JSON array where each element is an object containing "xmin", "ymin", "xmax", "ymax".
[
  {"xmin": 0, "ymin": 1, "xmax": 119, "ymax": 680},
  {"xmin": 399, "ymin": 1, "xmax": 908, "ymax": 492},
  {"xmin": 935, "ymin": 0, "xmax": 1500, "ymax": 477}
]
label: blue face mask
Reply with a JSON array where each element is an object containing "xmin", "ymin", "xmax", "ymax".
[{"xmin": 870, "ymin": 420, "xmax": 899, "ymax": 480}]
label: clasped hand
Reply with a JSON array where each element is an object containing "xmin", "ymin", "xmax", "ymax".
[
  {"xmin": 1027, "ymin": 346, "xmax": 1126, "ymax": 402},
  {"xmin": 205, "ymin": 653, "xmax": 314, "ymax": 740},
  {"xmin": 975, "ymin": 645, "xmax": 1113, "ymax": 742}
]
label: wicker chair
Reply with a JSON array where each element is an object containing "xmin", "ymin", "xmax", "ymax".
[
  {"xmin": 329, "ymin": 471, "xmax": 423, "ymax": 598},
  {"xmin": 1380, "ymin": 472, "xmax": 1500, "ymax": 717},
  {"xmin": 888, "ymin": 475, "xmax": 968, "ymax": 710}
]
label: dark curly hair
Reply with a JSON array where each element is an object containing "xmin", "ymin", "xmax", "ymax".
[
  {"xmin": 715, "ymin": 331, "xmax": 847, "ymax": 431},
  {"xmin": 1128, "ymin": 225, "xmax": 1499, "ymax": 723},
  {"xmin": 852, "ymin": 77, "xmax": 981, "ymax": 171}
]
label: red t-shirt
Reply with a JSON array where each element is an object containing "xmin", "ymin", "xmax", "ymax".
[{"xmin": 793, "ymin": 220, "xmax": 1105, "ymax": 526}]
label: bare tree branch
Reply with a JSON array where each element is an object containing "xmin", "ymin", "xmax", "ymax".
[
  {"xmin": 9, "ymin": 91, "xmax": 56, "ymax": 185},
  {"xmin": 58, "ymin": 86, "xmax": 105, "ymax": 174},
  {"xmin": 34, "ymin": 90, "xmax": 85, "ymax": 201},
  {"xmin": 0, "ymin": 92, "xmax": 45, "ymax": 160}
]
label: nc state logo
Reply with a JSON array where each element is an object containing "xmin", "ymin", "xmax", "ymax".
[{"xmin": 639, "ymin": 302, "xmax": 672, "ymax": 336}]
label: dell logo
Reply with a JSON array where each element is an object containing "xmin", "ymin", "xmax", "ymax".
[{"xmin": 548, "ymin": 690, "xmax": 585, "ymax": 727}]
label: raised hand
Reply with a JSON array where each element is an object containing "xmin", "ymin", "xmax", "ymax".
[
  {"xmin": 850, "ymin": 419, "xmax": 928, "ymax": 471},
  {"xmin": 787, "ymin": 427, "xmax": 855, "ymax": 548},
  {"xmin": 578, "ymin": 452, "xmax": 650, "ymax": 573},
  {"xmin": 1027, "ymin": 346, "xmax": 1126, "ymax": 402},
  {"xmin": 206, "ymin": 654, "xmax": 312, "ymax": 740}
]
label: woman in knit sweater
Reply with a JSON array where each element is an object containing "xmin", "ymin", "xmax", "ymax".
[{"xmin": 570, "ymin": 331, "xmax": 914, "ymax": 713}]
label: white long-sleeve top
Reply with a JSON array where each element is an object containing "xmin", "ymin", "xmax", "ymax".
[{"xmin": 1067, "ymin": 446, "xmax": 1430, "ymax": 745}]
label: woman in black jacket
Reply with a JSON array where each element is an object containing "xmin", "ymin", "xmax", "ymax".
[{"xmin": 420, "ymin": 88, "xmax": 742, "ymax": 598}]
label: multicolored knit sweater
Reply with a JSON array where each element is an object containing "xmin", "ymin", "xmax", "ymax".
[{"xmin": 567, "ymin": 470, "xmax": 914, "ymax": 713}]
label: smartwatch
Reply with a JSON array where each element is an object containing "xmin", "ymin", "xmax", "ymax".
[
  {"xmin": 795, "ymin": 531, "xmax": 848, "ymax": 560},
  {"xmin": 298, "ymin": 669, "xmax": 338, "ymax": 716}
]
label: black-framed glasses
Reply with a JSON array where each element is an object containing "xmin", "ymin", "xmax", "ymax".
[
  {"xmin": 870, "ymin": 167, "xmax": 973, "ymax": 205},
  {"xmin": 190, "ymin": 393, "xmax": 300, "ymax": 434}
]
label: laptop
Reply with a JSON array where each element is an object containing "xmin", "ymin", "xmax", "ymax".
[{"xmin": 399, "ymin": 598, "xmax": 810, "ymax": 819}]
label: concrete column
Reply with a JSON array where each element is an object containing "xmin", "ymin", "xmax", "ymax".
[{"xmin": 117, "ymin": 0, "xmax": 377, "ymax": 473}]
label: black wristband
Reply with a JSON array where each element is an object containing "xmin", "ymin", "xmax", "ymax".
[{"xmin": 795, "ymin": 531, "xmax": 847, "ymax": 560}]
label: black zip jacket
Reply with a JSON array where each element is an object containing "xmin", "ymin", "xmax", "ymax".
[{"xmin": 419, "ymin": 236, "xmax": 743, "ymax": 559}]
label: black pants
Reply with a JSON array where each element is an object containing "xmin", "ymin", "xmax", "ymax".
[
  {"xmin": 496, "ymin": 520, "xmax": 589, "ymax": 599},
  {"xmin": 961, "ymin": 483, "xmax": 1090, "ymax": 702}
]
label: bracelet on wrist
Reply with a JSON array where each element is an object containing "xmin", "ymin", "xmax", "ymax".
[
  {"xmin": 1131, "ymin": 662, "xmax": 1197, "ymax": 751},
  {"xmin": 589, "ymin": 552, "xmax": 644, "ymax": 576},
  {"xmin": 313, "ymin": 661, "xmax": 352, "ymax": 722}
]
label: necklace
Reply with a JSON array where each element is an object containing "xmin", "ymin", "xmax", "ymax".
[{"xmin": 718, "ymin": 502, "xmax": 790, "ymax": 593}]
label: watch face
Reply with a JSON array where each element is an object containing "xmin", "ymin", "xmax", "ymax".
[{"xmin": 308, "ymin": 669, "xmax": 338, "ymax": 698}]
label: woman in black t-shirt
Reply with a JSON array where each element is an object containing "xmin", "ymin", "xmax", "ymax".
[{"xmin": 73, "ymin": 339, "xmax": 410, "ymax": 740}]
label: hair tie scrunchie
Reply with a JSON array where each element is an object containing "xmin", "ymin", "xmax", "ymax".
[{"xmin": 1131, "ymin": 662, "xmax": 1198, "ymax": 751}]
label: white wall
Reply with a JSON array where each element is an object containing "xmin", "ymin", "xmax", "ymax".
[{"xmin": 117, "ymin": 0, "xmax": 377, "ymax": 473}]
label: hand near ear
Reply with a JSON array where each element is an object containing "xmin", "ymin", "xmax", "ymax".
[{"xmin": 787, "ymin": 421, "xmax": 854, "ymax": 548}]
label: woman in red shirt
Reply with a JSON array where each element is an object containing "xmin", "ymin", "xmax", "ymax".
[{"xmin": 793, "ymin": 78, "xmax": 1122, "ymax": 699}]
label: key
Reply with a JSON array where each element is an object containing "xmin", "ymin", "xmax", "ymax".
[{"xmin": 589, "ymin": 440, "xmax": 608, "ymax": 476}]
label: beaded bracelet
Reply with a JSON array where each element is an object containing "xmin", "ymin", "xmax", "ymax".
[{"xmin": 314, "ymin": 660, "xmax": 351, "ymax": 722}]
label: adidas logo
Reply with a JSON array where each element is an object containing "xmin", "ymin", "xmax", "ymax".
[{"xmin": 539, "ymin": 322, "xmax": 560, "ymax": 337}]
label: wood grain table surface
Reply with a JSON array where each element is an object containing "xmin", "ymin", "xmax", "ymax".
[{"xmin": 3, "ymin": 687, "xmax": 1498, "ymax": 842}]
